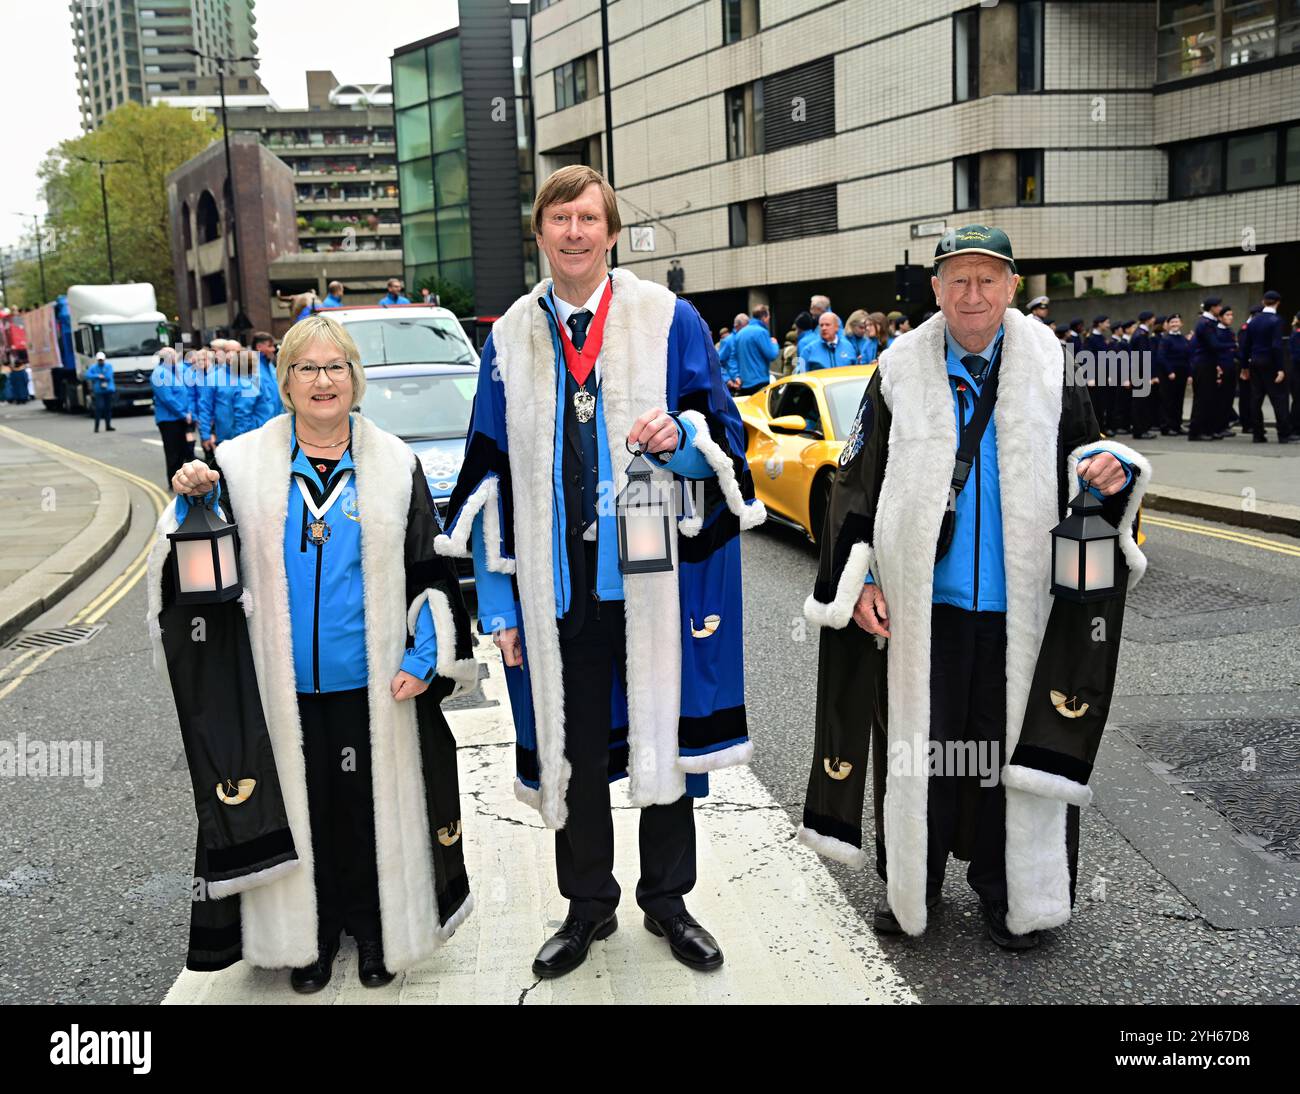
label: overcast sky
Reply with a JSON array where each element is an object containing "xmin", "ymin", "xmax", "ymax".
[{"xmin": 0, "ymin": 0, "xmax": 458, "ymax": 251}]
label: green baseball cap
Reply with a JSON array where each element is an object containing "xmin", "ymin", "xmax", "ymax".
[{"xmin": 933, "ymin": 224, "xmax": 1017, "ymax": 274}]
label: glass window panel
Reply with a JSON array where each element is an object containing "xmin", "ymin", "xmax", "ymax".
[
  {"xmin": 437, "ymin": 204, "xmax": 472, "ymax": 260},
  {"xmin": 575, "ymin": 56, "xmax": 588, "ymax": 102},
  {"xmin": 396, "ymin": 103, "xmax": 430, "ymax": 162},
  {"xmin": 1226, "ymin": 130, "xmax": 1277, "ymax": 189},
  {"xmin": 434, "ymin": 150, "xmax": 468, "ymax": 207},
  {"xmin": 392, "ymin": 48, "xmax": 427, "ymax": 109},
  {"xmin": 1171, "ymin": 139, "xmax": 1223, "ymax": 197},
  {"xmin": 439, "ymin": 258, "xmax": 473, "ymax": 296},
  {"xmin": 405, "ymin": 210, "xmax": 438, "ymax": 265},
  {"xmin": 432, "ymin": 94, "xmax": 464, "ymax": 153},
  {"xmin": 554, "ymin": 66, "xmax": 567, "ymax": 111},
  {"xmin": 728, "ymin": 202, "xmax": 748, "ymax": 247},
  {"xmin": 1285, "ymin": 124, "xmax": 1300, "ymax": 183},
  {"xmin": 399, "ymin": 158, "xmax": 435, "ymax": 212},
  {"xmin": 1017, "ymin": 1, "xmax": 1044, "ymax": 92},
  {"xmin": 1158, "ymin": 0, "xmax": 1214, "ymax": 22},
  {"xmin": 430, "ymin": 36, "xmax": 461, "ymax": 99}
]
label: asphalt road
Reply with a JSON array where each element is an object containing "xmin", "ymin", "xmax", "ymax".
[{"xmin": 1, "ymin": 399, "xmax": 1298, "ymax": 1003}]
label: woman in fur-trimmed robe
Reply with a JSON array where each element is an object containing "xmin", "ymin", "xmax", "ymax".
[
  {"xmin": 148, "ymin": 315, "xmax": 477, "ymax": 989},
  {"xmin": 799, "ymin": 299, "xmax": 1152, "ymax": 941}
]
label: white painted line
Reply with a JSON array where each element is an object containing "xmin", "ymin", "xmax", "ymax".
[
  {"xmin": 140, "ymin": 439, "xmax": 163, "ymax": 447},
  {"xmin": 164, "ymin": 636, "xmax": 913, "ymax": 1004}
]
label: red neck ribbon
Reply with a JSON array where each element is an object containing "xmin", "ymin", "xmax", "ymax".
[{"xmin": 559, "ymin": 281, "xmax": 612, "ymax": 387}]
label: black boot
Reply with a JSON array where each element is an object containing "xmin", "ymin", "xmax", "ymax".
[
  {"xmin": 981, "ymin": 900, "xmax": 1040, "ymax": 951},
  {"xmin": 356, "ymin": 936, "xmax": 395, "ymax": 987},
  {"xmin": 289, "ymin": 933, "xmax": 341, "ymax": 993},
  {"xmin": 872, "ymin": 893, "xmax": 941, "ymax": 934},
  {"xmin": 531, "ymin": 912, "xmax": 617, "ymax": 979}
]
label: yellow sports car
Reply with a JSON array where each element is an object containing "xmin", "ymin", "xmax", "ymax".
[
  {"xmin": 737, "ymin": 365, "xmax": 876, "ymax": 543},
  {"xmin": 737, "ymin": 364, "xmax": 1146, "ymax": 548}
]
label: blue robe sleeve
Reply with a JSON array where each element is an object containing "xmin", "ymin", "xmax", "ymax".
[{"xmin": 399, "ymin": 601, "xmax": 438, "ymax": 681}]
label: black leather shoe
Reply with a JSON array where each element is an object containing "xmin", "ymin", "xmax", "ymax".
[
  {"xmin": 105, "ymin": 425, "xmax": 116, "ymax": 431},
  {"xmin": 643, "ymin": 910, "xmax": 723, "ymax": 971},
  {"xmin": 981, "ymin": 901, "xmax": 1040, "ymax": 951},
  {"xmin": 1253, "ymin": 435, "xmax": 1269, "ymax": 443},
  {"xmin": 356, "ymin": 937, "xmax": 395, "ymax": 987},
  {"xmin": 1132, "ymin": 431, "xmax": 1157, "ymax": 440},
  {"xmin": 872, "ymin": 893, "xmax": 941, "ymax": 934},
  {"xmin": 532, "ymin": 912, "xmax": 617, "ymax": 979},
  {"xmin": 290, "ymin": 934, "xmax": 341, "ymax": 993}
]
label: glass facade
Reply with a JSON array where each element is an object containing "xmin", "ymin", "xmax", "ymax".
[{"xmin": 393, "ymin": 33, "xmax": 473, "ymax": 299}]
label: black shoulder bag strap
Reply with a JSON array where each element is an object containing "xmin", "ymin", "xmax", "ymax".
[{"xmin": 934, "ymin": 341, "xmax": 1003, "ymax": 562}]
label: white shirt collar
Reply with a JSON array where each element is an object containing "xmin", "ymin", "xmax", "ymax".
[
  {"xmin": 1263, "ymin": 305, "xmax": 1277, "ymax": 314},
  {"xmin": 552, "ymin": 278, "xmax": 609, "ymax": 334}
]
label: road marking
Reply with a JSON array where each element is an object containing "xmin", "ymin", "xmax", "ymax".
[
  {"xmin": 1143, "ymin": 514, "xmax": 1300, "ymax": 559},
  {"xmin": 0, "ymin": 647, "xmax": 43, "ymax": 683},
  {"xmin": 0, "ymin": 648, "xmax": 58, "ymax": 702},
  {"xmin": 141, "ymin": 438, "xmax": 163, "ymax": 447}
]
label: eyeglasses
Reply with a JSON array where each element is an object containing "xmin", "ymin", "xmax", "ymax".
[{"xmin": 290, "ymin": 361, "xmax": 351, "ymax": 382}]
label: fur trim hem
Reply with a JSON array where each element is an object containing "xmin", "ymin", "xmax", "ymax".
[
  {"xmin": 1004, "ymin": 788, "xmax": 1072, "ymax": 935},
  {"xmin": 797, "ymin": 824, "xmax": 868, "ymax": 870},
  {"xmin": 1002, "ymin": 763, "xmax": 1093, "ymax": 806},
  {"xmin": 145, "ymin": 500, "xmax": 182, "ymax": 681},
  {"xmin": 1067, "ymin": 439, "xmax": 1152, "ymax": 589},
  {"xmin": 435, "ymin": 475, "xmax": 516, "ymax": 574},
  {"xmin": 803, "ymin": 541, "xmax": 874, "ymax": 629},
  {"xmin": 676, "ymin": 738, "xmax": 753, "ymax": 773},
  {"xmin": 407, "ymin": 588, "xmax": 481, "ymax": 697},
  {"xmin": 677, "ymin": 409, "xmax": 767, "ymax": 531},
  {"xmin": 206, "ymin": 856, "xmax": 300, "ymax": 900},
  {"xmin": 434, "ymin": 891, "xmax": 475, "ymax": 942},
  {"xmin": 513, "ymin": 778, "xmax": 541, "ymax": 809}
]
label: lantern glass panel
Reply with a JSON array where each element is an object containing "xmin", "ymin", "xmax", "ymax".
[
  {"xmin": 1053, "ymin": 536, "xmax": 1080, "ymax": 590},
  {"xmin": 217, "ymin": 534, "xmax": 238, "ymax": 590},
  {"xmin": 624, "ymin": 512, "xmax": 669, "ymax": 563},
  {"xmin": 177, "ymin": 538, "xmax": 218, "ymax": 593},
  {"xmin": 1083, "ymin": 538, "xmax": 1114, "ymax": 592}
]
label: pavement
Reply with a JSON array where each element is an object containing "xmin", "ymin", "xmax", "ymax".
[
  {"xmin": 162, "ymin": 638, "xmax": 917, "ymax": 1005},
  {"xmin": 0, "ymin": 424, "xmax": 132, "ymax": 645}
]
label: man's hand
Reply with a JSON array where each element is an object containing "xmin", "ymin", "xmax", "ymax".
[
  {"xmin": 495, "ymin": 626, "xmax": 522, "ymax": 667},
  {"xmin": 1276, "ymin": 370, "xmax": 1286, "ymax": 385},
  {"xmin": 852, "ymin": 584, "xmax": 891, "ymax": 639},
  {"xmin": 1077, "ymin": 451, "xmax": 1128, "ymax": 496},
  {"xmin": 628, "ymin": 407, "xmax": 680, "ymax": 455},
  {"xmin": 390, "ymin": 670, "xmax": 429, "ymax": 702},
  {"xmin": 1240, "ymin": 368, "xmax": 1250, "ymax": 381},
  {"xmin": 172, "ymin": 459, "xmax": 220, "ymax": 497}
]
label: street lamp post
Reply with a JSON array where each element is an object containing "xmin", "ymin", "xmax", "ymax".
[
  {"xmin": 72, "ymin": 155, "xmax": 128, "ymax": 282},
  {"xmin": 183, "ymin": 47, "xmax": 256, "ymax": 334}
]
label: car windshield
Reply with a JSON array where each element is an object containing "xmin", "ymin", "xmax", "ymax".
[
  {"xmin": 823, "ymin": 377, "xmax": 870, "ymax": 439},
  {"xmin": 361, "ymin": 373, "xmax": 477, "ymax": 441},
  {"xmin": 99, "ymin": 322, "xmax": 165, "ymax": 358},
  {"xmin": 345, "ymin": 317, "xmax": 474, "ymax": 366}
]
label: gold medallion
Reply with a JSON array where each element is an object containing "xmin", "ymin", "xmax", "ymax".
[{"xmin": 307, "ymin": 519, "xmax": 331, "ymax": 546}]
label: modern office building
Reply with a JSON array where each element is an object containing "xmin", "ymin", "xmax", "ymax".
[
  {"xmin": 71, "ymin": 0, "xmax": 259, "ymax": 131},
  {"xmin": 392, "ymin": 0, "xmax": 536, "ymax": 316},
  {"xmin": 528, "ymin": 0, "xmax": 1300, "ymax": 329}
]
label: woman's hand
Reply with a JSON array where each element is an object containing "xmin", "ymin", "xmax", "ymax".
[
  {"xmin": 172, "ymin": 459, "xmax": 220, "ymax": 497},
  {"xmin": 391, "ymin": 670, "xmax": 430, "ymax": 702},
  {"xmin": 494, "ymin": 626, "xmax": 522, "ymax": 667}
]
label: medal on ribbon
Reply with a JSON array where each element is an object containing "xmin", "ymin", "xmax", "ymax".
[
  {"xmin": 307, "ymin": 519, "xmax": 331, "ymax": 546},
  {"xmin": 573, "ymin": 388, "xmax": 596, "ymax": 423}
]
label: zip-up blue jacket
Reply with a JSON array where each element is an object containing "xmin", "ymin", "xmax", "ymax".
[
  {"xmin": 85, "ymin": 361, "xmax": 115, "ymax": 394},
  {"xmin": 718, "ymin": 331, "xmax": 739, "ymax": 384},
  {"xmin": 729, "ymin": 318, "xmax": 779, "ymax": 388},
  {"xmin": 799, "ymin": 335, "xmax": 857, "ymax": 371},
  {"xmin": 150, "ymin": 359, "xmax": 191, "ymax": 423},
  {"xmin": 174, "ymin": 419, "xmax": 438, "ymax": 692},
  {"xmin": 378, "ymin": 293, "xmax": 411, "ymax": 307},
  {"xmin": 232, "ymin": 355, "xmax": 283, "ymax": 436}
]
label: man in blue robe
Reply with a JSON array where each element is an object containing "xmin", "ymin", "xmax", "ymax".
[{"xmin": 438, "ymin": 166, "xmax": 766, "ymax": 980}]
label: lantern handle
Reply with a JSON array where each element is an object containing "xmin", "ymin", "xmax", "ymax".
[{"xmin": 626, "ymin": 438, "xmax": 645, "ymax": 457}]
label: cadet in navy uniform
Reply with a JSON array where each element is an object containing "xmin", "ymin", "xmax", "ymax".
[
  {"xmin": 1112, "ymin": 319, "xmax": 1134, "ymax": 435},
  {"xmin": 1245, "ymin": 290, "xmax": 1292, "ymax": 443},
  {"xmin": 1067, "ymin": 317, "xmax": 1085, "ymax": 363},
  {"xmin": 1129, "ymin": 311, "xmax": 1158, "ymax": 439},
  {"xmin": 1188, "ymin": 297, "xmax": 1225, "ymax": 441},
  {"xmin": 1026, "ymin": 295, "xmax": 1050, "ymax": 324},
  {"xmin": 1158, "ymin": 313, "xmax": 1190, "ymax": 435},
  {"xmin": 1085, "ymin": 316, "xmax": 1112, "ymax": 433},
  {"xmin": 1214, "ymin": 307, "xmax": 1239, "ymax": 438}
]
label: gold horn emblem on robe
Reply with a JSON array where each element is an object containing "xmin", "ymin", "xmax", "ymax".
[{"xmin": 215, "ymin": 778, "xmax": 256, "ymax": 805}]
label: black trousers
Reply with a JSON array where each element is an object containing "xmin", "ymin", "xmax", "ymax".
[
  {"xmin": 92, "ymin": 392, "xmax": 113, "ymax": 429},
  {"xmin": 924, "ymin": 604, "xmax": 1008, "ymax": 906},
  {"xmin": 1161, "ymin": 372, "xmax": 1187, "ymax": 430},
  {"xmin": 1215, "ymin": 366, "xmax": 1238, "ymax": 432},
  {"xmin": 1187, "ymin": 361, "xmax": 1219, "ymax": 438},
  {"xmin": 556, "ymin": 600, "xmax": 696, "ymax": 922},
  {"xmin": 1249, "ymin": 364, "xmax": 1292, "ymax": 439},
  {"xmin": 299, "ymin": 687, "xmax": 382, "ymax": 944},
  {"xmin": 1130, "ymin": 382, "xmax": 1158, "ymax": 435},
  {"xmin": 157, "ymin": 418, "xmax": 194, "ymax": 484}
]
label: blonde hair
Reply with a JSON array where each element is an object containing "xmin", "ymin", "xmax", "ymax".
[
  {"xmin": 275, "ymin": 314, "xmax": 366, "ymax": 412},
  {"xmin": 845, "ymin": 308, "xmax": 870, "ymax": 334},
  {"xmin": 530, "ymin": 165, "xmax": 621, "ymax": 237}
]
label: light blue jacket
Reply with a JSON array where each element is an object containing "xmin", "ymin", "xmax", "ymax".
[
  {"xmin": 729, "ymin": 319, "xmax": 779, "ymax": 389},
  {"xmin": 150, "ymin": 359, "xmax": 191, "ymax": 423},
  {"xmin": 86, "ymin": 361, "xmax": 116, "ymax": 394}
]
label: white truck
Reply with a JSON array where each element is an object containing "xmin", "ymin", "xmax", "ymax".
[{"xmin": 63, "ymin": 283, "xmax": 171, "ymax": 412}]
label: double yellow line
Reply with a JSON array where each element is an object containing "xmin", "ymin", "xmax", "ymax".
[
  {"xmin": 0, "ymin": 426, "xmax": 173, "ymax": 700},
  {"xmin": 1142, "ymin": 513, "xmax": 1300, "ymax": 559}
]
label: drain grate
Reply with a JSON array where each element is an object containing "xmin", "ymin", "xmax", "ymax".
[
  {"xmin": 1122, "ymin": 718, "xmax": 1300, "ymax": 863},
  {"xmin": 1127, "ymin": 569, "xmax": 1267, "ymax": 620},
  {"xmin": 4, "ymin": 624, "xmax": 105, "ymax": 652}
]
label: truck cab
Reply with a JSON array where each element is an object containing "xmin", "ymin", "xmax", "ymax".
[{"xmin": 66, "ymin": 284, "xmax": 173, "ymax": 412}]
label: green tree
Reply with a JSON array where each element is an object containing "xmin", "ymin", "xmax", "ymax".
[
  {"xmin": 10, "ymin": 103, "xmax": 219, "ymax": 314},
  {"xmin": 1127, "ymin": 262, "xmax": 1190, "ymax": 294},
  {"xmin": 417, "ymin": 273, "xmax": 475, "ymax": 317}
]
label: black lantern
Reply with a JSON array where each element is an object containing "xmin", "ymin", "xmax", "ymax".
[
  {"xmin": 167, "ymin": 495, "xmax": 242, "ymax": 604},
  {"xmin": 1050, "ymin": 486, "xmax": 1122, "ymax": 602},
  {"xmin": 616, "ymin": 448, "xmax": 674, "ymax": 575}
]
